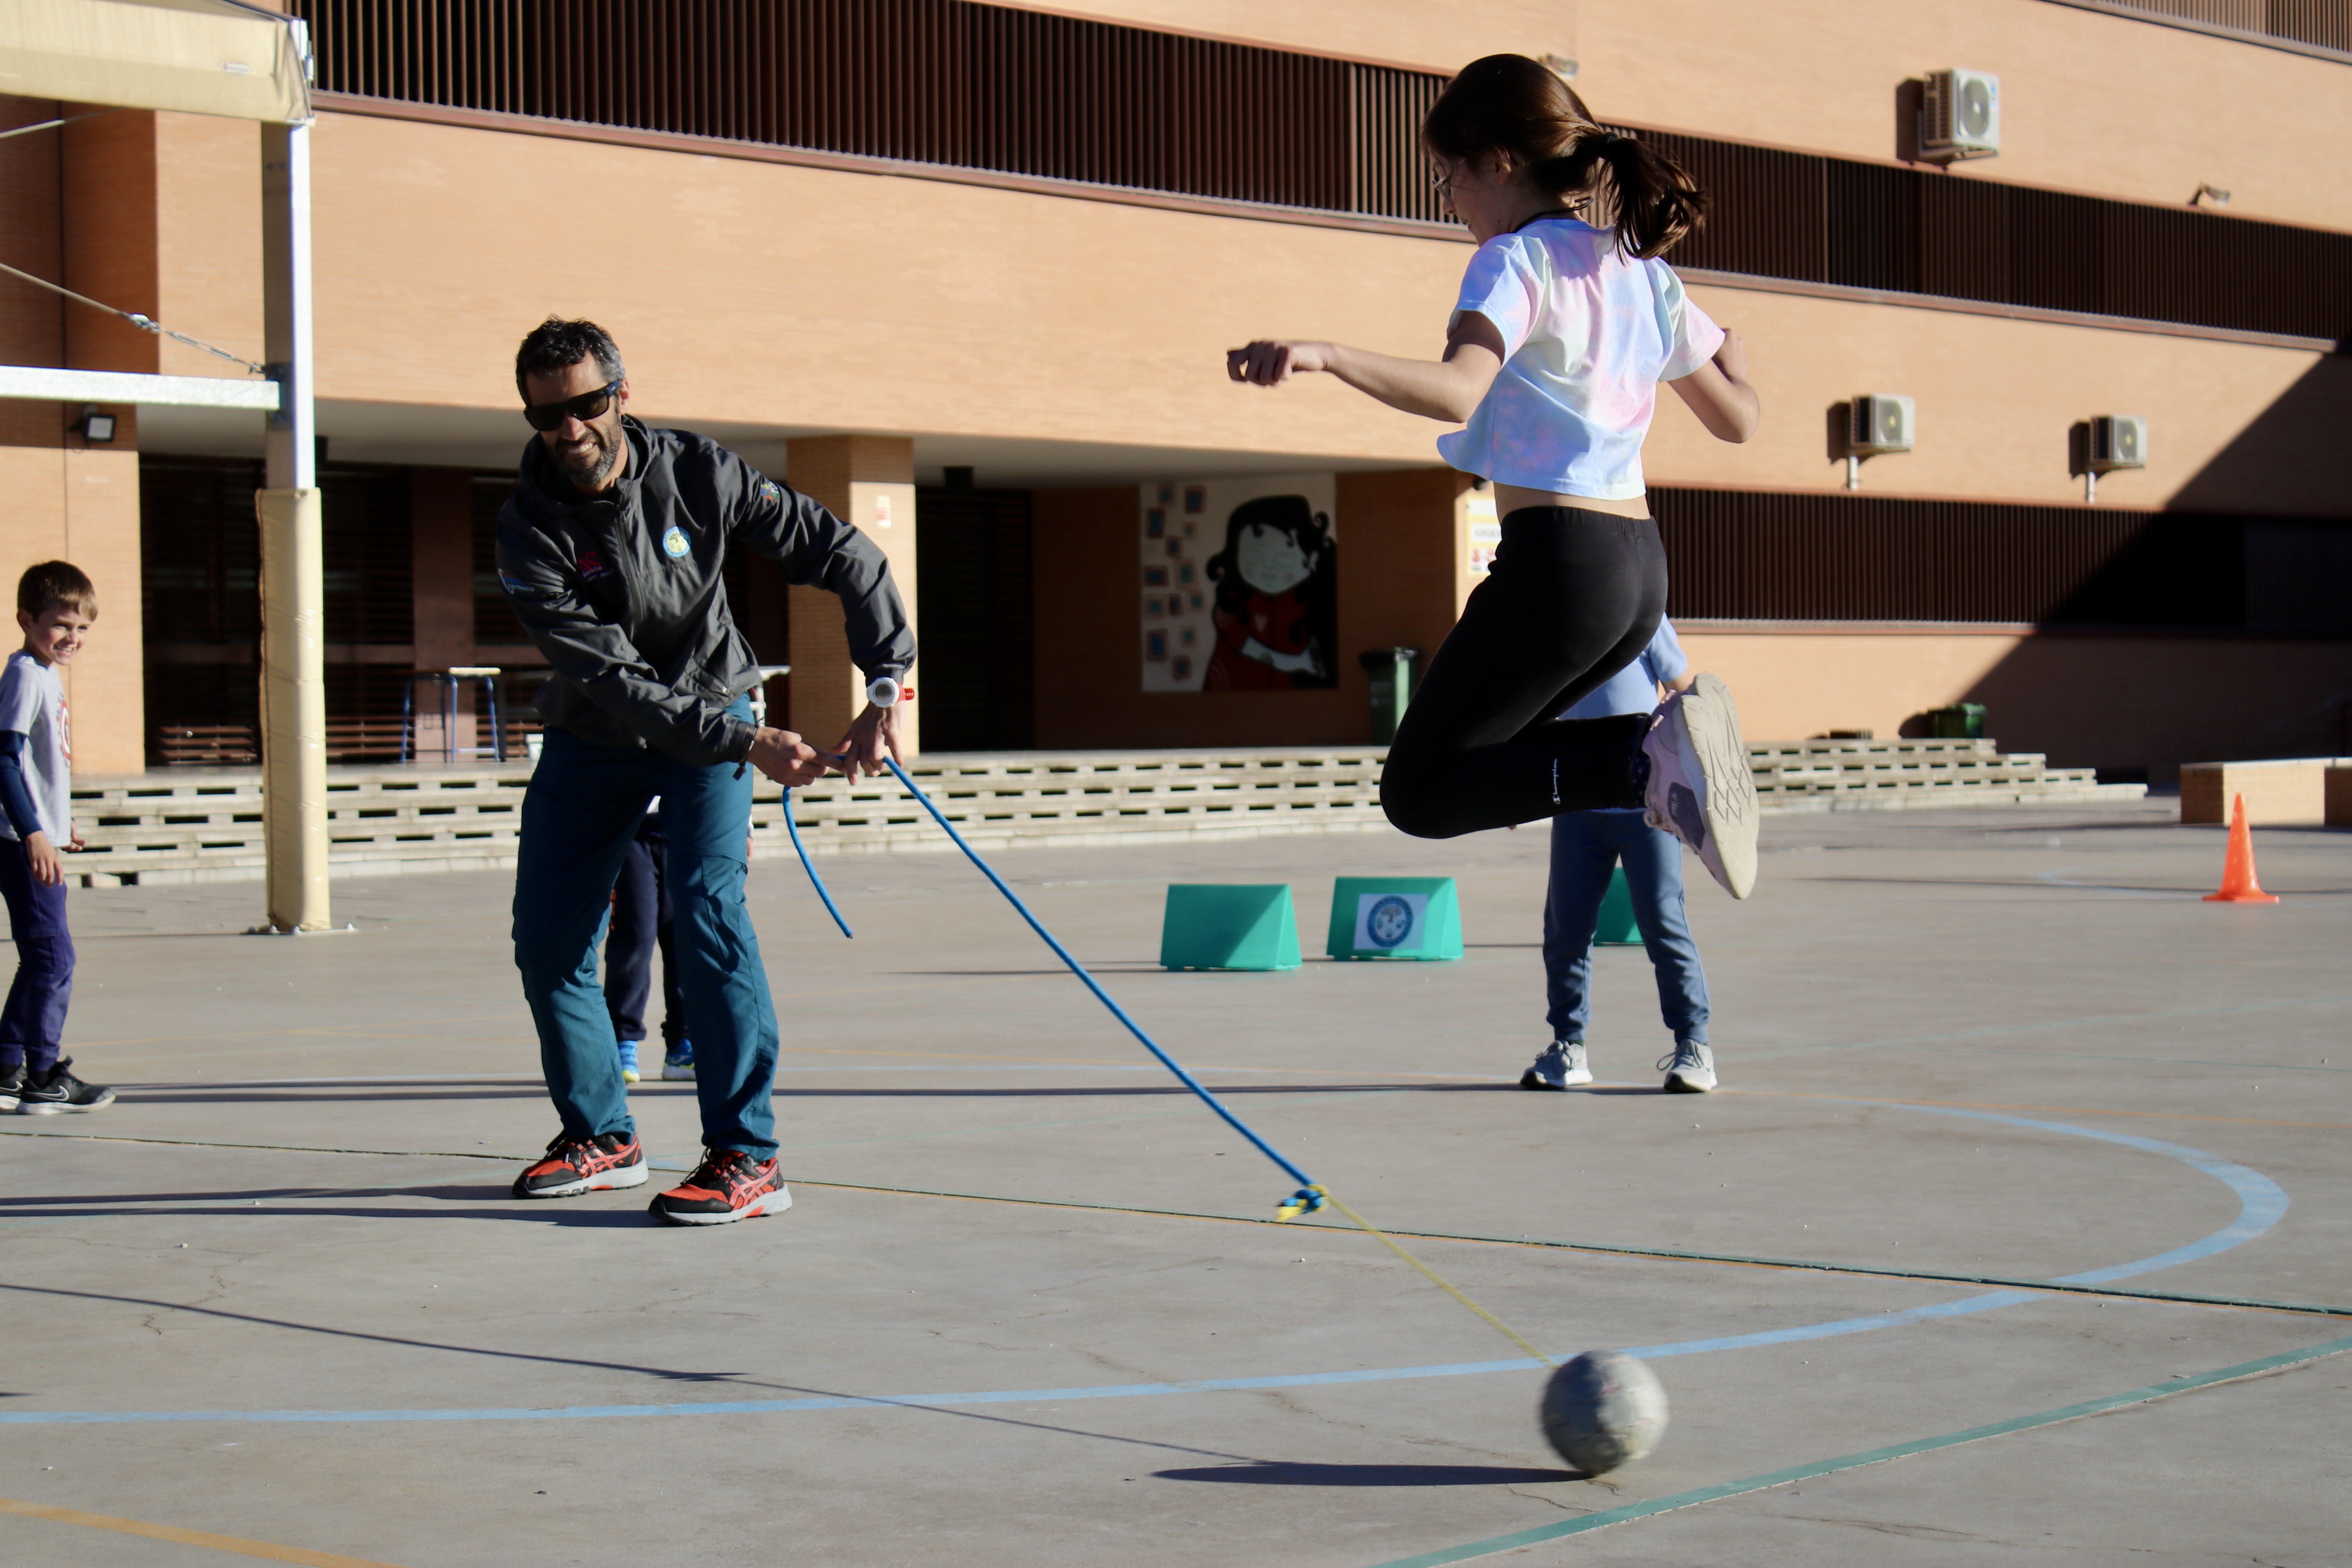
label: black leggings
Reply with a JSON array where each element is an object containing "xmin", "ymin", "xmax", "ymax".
[{"xmin": 1380, "ymin": 506, "xmax": 1668, "ymax": 839}]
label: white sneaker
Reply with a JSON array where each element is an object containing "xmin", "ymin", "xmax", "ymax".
[
  {"xmin": 1658, "ymin": 1040, "xmax": 1717, "ymax": 1093},
  {"xmin": 1642, "ymin": 674, "xmax": 1758, "ymax": 900},
  {"xmin": 1520, "ymin": 1040, "xmax": 1592, "ymax": 1090}
]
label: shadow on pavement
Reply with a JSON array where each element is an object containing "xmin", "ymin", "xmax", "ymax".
[{"xmin": 1155, "ymin": 1462, "xmax": 1579, "ymax": 1486}]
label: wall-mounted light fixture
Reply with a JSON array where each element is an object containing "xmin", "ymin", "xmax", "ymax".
[
  {"xmin": 2191, "ymin": 183, "xmax": 2232, "ymax": 209},
  {"xmin": 77, "ymin": 407, "xmax": 116, "ymax": 443}
]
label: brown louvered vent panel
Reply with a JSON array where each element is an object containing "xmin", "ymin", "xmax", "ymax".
[
  {"xmin": 2088, "ymin": 0, "xmax": 2350, "ymax": 52},
  {"xmin": 1650, "ymin": 486, "xmax": 2283, "ymax": 628},
  {"xmin": 318, "ymin": 465, "xmax": 415, "ymax": 646},
  {"xmin": 293, "ymin": 1, "xmax": 2352, "ymax": 341}
]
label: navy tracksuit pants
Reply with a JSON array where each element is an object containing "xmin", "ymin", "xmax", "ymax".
[{"xmin": 0, "ymin": 837, "xmax": 72, "ymax": 1073}]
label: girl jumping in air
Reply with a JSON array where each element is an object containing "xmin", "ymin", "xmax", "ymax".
[{"xmin": 1227, "ymin": 54, "xmax": 1763, "ymax": 901}]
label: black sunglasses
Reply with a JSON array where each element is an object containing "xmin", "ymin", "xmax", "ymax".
[{"xmin": 522, "ymin": 378, "xmax": 622, "ymax": 432}]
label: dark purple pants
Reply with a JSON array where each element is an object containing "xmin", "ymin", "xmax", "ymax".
[{"xmin": 0, "ymin": 837, "xmax": 73, "ymax": 1072}]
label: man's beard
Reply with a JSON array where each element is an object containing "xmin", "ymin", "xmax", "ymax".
[{"xmin": 556, "ymin": 427, "xmax": 622, "ymax": 490}]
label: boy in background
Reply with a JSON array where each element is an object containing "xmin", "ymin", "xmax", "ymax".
[
  {"xmin": 606, "ymin": 806, "xmax": 690, "ymax": 1084},
  {"xmin": 1520, "ymin": 617, "xmax": 1717, "ymax": 1096},
  {"xmin": 0, "ymin": 561, "xmax": 113, "ymax": 1114}
]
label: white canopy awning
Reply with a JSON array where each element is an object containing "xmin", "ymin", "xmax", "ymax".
[
  {"xmin": 0, "ymin": 363, "xmax": 280, "ymax": 409},
  {"xmin": 0, "ymin": 0, "xmax": 310, "ymax": 125}
]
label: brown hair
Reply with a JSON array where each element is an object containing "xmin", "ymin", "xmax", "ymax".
[
  {"xmin": 1424, "ymin": 55, "xmax": 1707, "ymax": 260},
  {"xmin": 17, "ymin": 561, "xmax": 95, "ymax": 619}
]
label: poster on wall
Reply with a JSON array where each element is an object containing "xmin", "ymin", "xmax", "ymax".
[
  {"xmin": 1465, "ymin": 488, "xmax": 1500, "ymax": 577},
  {"xmin": 1139, "ymin": 473, "xmax": 1337, "ymax": 693}
]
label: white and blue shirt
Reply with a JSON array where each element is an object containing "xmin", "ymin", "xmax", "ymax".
[
  {"xmin": 1437, "ymin": 217, "xmax": 1724, "ymax": 501},
  {"xmin": 0, "ymin": 651, "xmax": 71, "ymax": 842}
]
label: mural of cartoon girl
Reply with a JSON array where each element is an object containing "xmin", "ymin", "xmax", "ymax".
[{"xmin": 1201, "ymin": 494, "xmax": 1337, "ymax": 690}]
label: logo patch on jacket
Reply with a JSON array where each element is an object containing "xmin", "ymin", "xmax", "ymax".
[
  {"xmin": 576, "ymin": 548, "xmax": 612, "ymax": 582},
  {"xmin": 661, "ymin": 525, "xmax": 691, "ymax": 558}
]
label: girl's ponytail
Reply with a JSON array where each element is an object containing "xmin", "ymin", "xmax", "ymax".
[
  {"xmin": 1426, "ymin": 56, "xmax": 1708, "ymax": 261},
  {"xmin": 1589, "ymin": 132, "xmax": 1707, "ymax": 260}
]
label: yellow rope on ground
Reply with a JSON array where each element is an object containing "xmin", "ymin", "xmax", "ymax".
[{"xmin": 1311, "ymin": 1186, "xmax": 1557, "ymax": 1367}]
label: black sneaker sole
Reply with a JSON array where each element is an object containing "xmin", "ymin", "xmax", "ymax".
[
  {"xmin": 512, "ymin": 1161, "xmax": 651, "ymax": 1200},
  {"xmin": 648, "ymin": 1185, "xmax": 792, "ymax": 1226}
]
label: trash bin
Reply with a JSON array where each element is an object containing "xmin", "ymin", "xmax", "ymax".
[
  {"xmin": 1928, "ymin": 702, "xmax": 1987, "ymax": 740},
  {"xmin": 1360, "ymin": 647, "xmax": 1420, "ymax": 745}
]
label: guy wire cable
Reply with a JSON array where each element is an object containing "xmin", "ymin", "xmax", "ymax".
[
  {"xmin": 0, "ymin": 259, "xmax": 266, "ymax": 376},
  {"xmin": 871, "ymin": 751, "xmax": 1556, "ymax": 1367}
]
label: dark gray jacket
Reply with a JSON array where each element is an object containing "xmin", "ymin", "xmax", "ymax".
[{"xmin": 495, "ymin": 418, "xmax": 914, "ymax": 765}]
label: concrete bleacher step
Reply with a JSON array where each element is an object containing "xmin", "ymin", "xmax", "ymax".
[{"xmin": 65, "ymin": 738, "xmax": 2144, "ymax": 886}]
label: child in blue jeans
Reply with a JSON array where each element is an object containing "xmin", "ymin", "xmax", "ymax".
[
  {"xmin": 605, "ymin": 806, "xmax": 690, "ymax": 1084},
  {"xmin": 1520, "ymin": 618, "xmax": 1716, "ymax": 1095},
  {"xmin": 0, "ymin": 561, "xmax": 113, "ymax": 1115}
]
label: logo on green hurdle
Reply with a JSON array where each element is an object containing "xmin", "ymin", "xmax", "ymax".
[{"xmin": 1325, "ymin": 877, "xmax": 1464, "ymax": 961}]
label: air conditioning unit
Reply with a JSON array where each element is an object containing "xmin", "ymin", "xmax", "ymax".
[
  {"xmin": 2088, "ymin": 414, "xmax": 2148, "ymax": 472},
  {"xmin": 1848, "ymin": 394, "xmax": 1915, "ymax": 455},
  {"xmin": 1921, "ymin": 69, "xmax": 1999, "ymax": 162}
]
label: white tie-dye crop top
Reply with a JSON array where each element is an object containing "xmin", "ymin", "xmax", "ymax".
[{"xmin": 1435, "ymin": 216, "xmax": 1724, "ymax": 502}]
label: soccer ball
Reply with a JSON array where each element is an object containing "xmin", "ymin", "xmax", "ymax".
[{"xmin": 1539, "ymin": 1350, "xmax": 1668, "ymax": 1475}]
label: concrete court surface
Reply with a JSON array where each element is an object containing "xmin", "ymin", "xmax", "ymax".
[{"xmin": 2, "ymin": 794, "xmax": 2348, "ymax": 1568}]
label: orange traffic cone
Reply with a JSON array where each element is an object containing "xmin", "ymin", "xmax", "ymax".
[{"xmin": 2204, "ymin": 793, "xmax": 2279, "ymax": 904}]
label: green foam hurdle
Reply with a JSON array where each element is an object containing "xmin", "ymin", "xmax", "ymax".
[
  {"xmin": 1325, "ymin": 876, "xmax": 1464, "ymax": 961},
  {"xmin": 1159, "ymin": 884, "xmax": 1302, "ymax": 971},
  {"xmin": 1595, "ymin": 865, "xmax": 1643, "ymax": 946}
]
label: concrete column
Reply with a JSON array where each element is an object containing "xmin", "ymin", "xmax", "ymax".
[
  {"xmin": 783, "ymin": 435, "xmax": 918, "ymax": 755},
  {"xmin": 44, "ymin": 104, "xmax": 155, "ymax": 775},
  {"xmin": 1334, "ymin": 469, "xmax": 1474, "ymax": 743},
  {"xmin": 259, "ymin": 118, "xmax": 326, "ymax": 930}
]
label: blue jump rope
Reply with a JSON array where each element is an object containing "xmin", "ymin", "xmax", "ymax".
[{"xmin": 776, "ymin": 681, "xmax": 1553, "ymax": 1364}]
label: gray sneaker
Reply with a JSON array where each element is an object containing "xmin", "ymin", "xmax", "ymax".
[
  {"xmin": 1641, "ymin": 674, "xmax": 1758, "ymax": 900},
  {"xmin": 1520, "ymin": 1040, "xmax": 1592, "ymax": 1091},
  {"xmin": 1658, "ymin": 1041, "xmax": 1717, "ymax": 1094}
]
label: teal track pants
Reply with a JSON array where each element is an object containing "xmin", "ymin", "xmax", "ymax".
[{"xmin": 512, "ymin": 698, "xmax": 779, "ymax": 1158}]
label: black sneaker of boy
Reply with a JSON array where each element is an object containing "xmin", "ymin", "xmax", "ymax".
[{"xmin": 15, "ymin": 1057, "xmax": 116, "ymax": 1114}]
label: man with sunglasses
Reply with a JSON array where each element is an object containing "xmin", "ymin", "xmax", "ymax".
[{"xmin": 495, "ymin": 316, "xmax": 913, "ymax": 1226}]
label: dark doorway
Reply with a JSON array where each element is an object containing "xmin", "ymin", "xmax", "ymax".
[
  {"xmin": 916, "ymin": 486, "xmax": 1034, "ymax": 751},
  {"xmin": 141, "ymin": 456, "xmax": 416, "ymax": 765}
]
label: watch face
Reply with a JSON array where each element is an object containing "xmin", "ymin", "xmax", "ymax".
[{"xmin": 1366, "ymin": 895, "xmax": 1415, "ymax": 949}]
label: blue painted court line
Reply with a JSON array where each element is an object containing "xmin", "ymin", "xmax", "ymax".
[{"xmin": 0, "ymin": 1102, "xmax": 2289, "ymax": 1427}]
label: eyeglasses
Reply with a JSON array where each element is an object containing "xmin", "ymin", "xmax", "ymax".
[
  {"xmin": 522, "ymin": 379, "xmax": 622, "ymax": 432},
  {"xmin": 1429, "ymin": 169, "xmax": 1454, "ymax": 196}
]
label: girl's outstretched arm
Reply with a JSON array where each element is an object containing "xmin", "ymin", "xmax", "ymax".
[
  {"xmin": 1667, "ymin": 327, "xmax": 1760, "ymax": 443},
  {"xmin": 1226, "ymin": 312, "xmax": 1507, "ymax": 424}
]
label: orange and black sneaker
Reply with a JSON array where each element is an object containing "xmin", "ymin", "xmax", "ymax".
[
  {"xmin": 511, "ymin": 1131, "xmax": 649, "ymax": 1199},
  {"xmin": 647, "ymin": 1148, "xmax": 791, "ymax": 1226}
]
